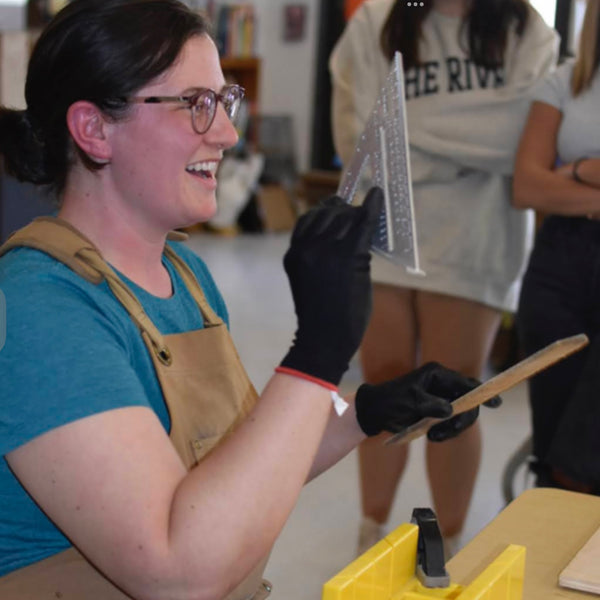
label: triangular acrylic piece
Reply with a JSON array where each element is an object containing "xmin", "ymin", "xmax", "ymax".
[{"xmin": 337, "ymin": 52, "xmax": 424, "ymax": 274}]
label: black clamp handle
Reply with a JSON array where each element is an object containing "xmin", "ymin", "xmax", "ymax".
[{"xmin": 411, "ymin": 508, "xmax": 450, "ymax": 588}]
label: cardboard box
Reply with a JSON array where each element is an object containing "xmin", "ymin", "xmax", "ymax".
[{"xmin": 256, "ymin": 184, "xmax": 297, "ymax": 232}]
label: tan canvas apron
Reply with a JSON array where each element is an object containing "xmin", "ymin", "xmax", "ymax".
[{"xmin": 0, "ymin": 217, "xmax": 272, "ymax": 600}]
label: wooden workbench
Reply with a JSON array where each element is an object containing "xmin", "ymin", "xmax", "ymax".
[{"xmin": 447, "ymin": 488, "xmax": 600, "ymax": 599}]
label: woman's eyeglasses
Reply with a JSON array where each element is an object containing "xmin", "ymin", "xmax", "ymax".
[{"xmin": 124, "ymin": 84, "xmax": 245, "ymax": 134}]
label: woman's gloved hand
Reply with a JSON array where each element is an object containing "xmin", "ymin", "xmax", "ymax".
[
  {"xmin": 279, "ymin": 187, "xmax": 383, "ymax": 386},
  {"xmin": 355, "ymin": 362, "xmax": 502, "ymax": 441}
]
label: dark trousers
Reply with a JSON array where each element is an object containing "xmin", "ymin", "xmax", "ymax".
[{"xmin": 517, "ymin": 216, "xmax": 600, "ymax": 489}]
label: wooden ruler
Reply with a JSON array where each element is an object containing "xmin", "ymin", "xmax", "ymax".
[{"xmin": 386, "ymin": 333, "xmax": 589, "ymax": 446}]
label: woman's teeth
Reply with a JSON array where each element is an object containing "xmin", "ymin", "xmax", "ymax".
[{"xmin": 186, "ymin": 161, "xmax": 218, "ymax": 178}]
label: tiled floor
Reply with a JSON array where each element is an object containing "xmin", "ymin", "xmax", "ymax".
[{"xmin": 185, "ymin": 231, "xmax": 534, "ymax": 600}]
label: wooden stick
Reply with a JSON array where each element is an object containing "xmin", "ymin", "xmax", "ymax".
[{"xmin": 385, "ymin": 333, "xmax": 589, "ymax": 446}]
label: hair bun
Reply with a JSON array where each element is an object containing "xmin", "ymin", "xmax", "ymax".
[{"xmin": 0, "ymin": 107, "xmax": 52, "ymax": 184}]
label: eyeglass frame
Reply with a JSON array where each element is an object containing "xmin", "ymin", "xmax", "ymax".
[{"xmin": 122, "ymin": 84, "xmax": 245, "ymax": 134}]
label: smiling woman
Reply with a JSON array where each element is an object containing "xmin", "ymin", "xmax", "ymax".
[
  {"xmin": 0, "ymin": 2, "xmax": 496, "ymax": 599},
  {"xmin": 67, "ymin": 32, "xmax": 241, "ymax": 237}
]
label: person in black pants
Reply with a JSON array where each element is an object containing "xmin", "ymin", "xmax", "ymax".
[
  {"xmin": 513, "ymin": 0, "xmax": 600, "ymax": 493},
  {"xmin": 517, "ymin": 219, "xmax": 600, "ymax": 492}
]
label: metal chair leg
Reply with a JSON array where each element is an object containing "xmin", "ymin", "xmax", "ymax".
[{"xmin": 501, "ymin": 436, "xmax": 533, "ymax": 504}]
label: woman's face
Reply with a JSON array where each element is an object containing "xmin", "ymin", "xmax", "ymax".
[{"xmin": 107, "ymin": 34, "xmax": 239, "ymax": 233}]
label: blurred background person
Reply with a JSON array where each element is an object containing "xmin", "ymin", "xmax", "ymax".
[
  {"xmin": 514, "ymin": 0, "xmax": 600, "ymax": 495},
  {"xmin": 330, "ymin": 0, "xmax": 558, "ymax": 555}
]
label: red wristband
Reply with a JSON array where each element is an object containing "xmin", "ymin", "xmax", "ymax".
[
  {"xmin": 274, "ymin": 366, "xmax": 349, "ymax": 415},
  {"xmin": 275, "ymin": 366, "xmax": 338, "ymax": 391}
]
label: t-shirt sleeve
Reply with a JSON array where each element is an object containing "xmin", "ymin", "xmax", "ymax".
[
  {"xmin": 532, "ymin": 61, "xmax": 573, "ymax": 110},
  {"xmin": 0, "ymin": 272, "xmax": 152, "ymax": 455}
]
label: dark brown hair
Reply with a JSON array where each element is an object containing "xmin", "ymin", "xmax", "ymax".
[
  {"xmin": 381, "ymin": 0, "xmax": 530, "ymax": 70},
  {"xmin": 0, "ymin": 0, "xmax": 210, "ymax": 194}
]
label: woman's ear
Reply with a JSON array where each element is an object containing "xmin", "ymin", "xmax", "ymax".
[{"xmin": 66, "ymin": 101, "xmax": 112, "ymax": 165}]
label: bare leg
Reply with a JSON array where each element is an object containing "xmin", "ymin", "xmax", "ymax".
[
  {"xmin": 416, "ymin": 291, "xmax": 501, "ymax": 538},
  {"xmin": 358, "ymin": 284, "xmax": 418, "ymax": 525}
]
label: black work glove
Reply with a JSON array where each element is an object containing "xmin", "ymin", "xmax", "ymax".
[
  {"xmin": 355, "ymin": 362, "xmax": 502, "ymax": 442},
  {"xmin": 280, "ymin": 187, "xmax": 384, "ymax": 386},
  {"xmin": 427, "ymin": 374, "xmax": 502, "ymax": 442}
]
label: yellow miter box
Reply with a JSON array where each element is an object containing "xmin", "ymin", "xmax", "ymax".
[{"xmin": 322, "ymin": 523, "xmax": 526, "ymax": 600}]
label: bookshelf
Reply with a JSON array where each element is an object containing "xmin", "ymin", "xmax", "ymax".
[{"xmin": 213, "ymin": 3, "xmax": 256, "ymax": 58}]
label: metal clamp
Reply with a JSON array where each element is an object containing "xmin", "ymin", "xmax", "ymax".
[{"xmin": 411, "ymin": 508, "xmax": 450, "ymax": 588}]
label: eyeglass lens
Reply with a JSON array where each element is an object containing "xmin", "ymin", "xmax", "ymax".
[{"xmin": 192, "ymin": 87, "xmax": 242, "ymax": 134}]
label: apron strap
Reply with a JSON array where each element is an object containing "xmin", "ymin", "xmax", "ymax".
[
  {"xmin": 163, "ymin": 245, "xmax": 223, "ymax": 327},
  {"xmin": 0, "ymin": 216, "xmax": 104, "ymax": 284},
  {"xmin": 0, "ymin": 217, "xmax": 216, "ymax": 364},
  {"xmin": 77, "ymin": 246, "xmax": 174, "ymax": 365}
]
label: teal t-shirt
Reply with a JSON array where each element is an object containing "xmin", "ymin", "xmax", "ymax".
[{"xmin": 0, "ymin": 241, "xmax": 229, "ymax": 576}]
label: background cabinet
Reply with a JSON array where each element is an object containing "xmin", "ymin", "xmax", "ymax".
[{"xmin": 221, "ymin": 56, "xmax": 260, "ymax": 115}]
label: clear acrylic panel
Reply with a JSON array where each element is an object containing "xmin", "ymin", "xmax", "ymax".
[{"xmin": 336, "ymin": 53, "xmax": 423, "ymax": 275}]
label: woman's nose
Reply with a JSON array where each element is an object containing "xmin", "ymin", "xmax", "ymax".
[{"xmin": 206, "ymin": 104, "xmax": 240, "ymax": 150}]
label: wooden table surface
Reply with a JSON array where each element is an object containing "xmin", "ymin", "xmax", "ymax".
[{"xmin": 447, "ymin": 488, "xmax": 600, "ymax": 599}]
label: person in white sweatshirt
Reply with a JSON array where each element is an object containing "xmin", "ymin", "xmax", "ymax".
[{"xmin": 330, "ymin": 0, "xmax": 558, "ymax": 555}]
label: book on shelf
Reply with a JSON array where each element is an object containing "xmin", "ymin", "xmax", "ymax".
[
  {"xmin": 215, "ymin": 4, "xmax": 256, "ymax": 58},
  {"xmin": 183, "ymin": 0, "xmax": 216, "ymax": 20}
]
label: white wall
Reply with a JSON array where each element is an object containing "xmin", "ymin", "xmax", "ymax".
[
  {"xmin": 570, "ymin": 0, "xmax": 587, "ymax": 53},
  {"xmin": 529, "ymin": 0, "xmax": 557, "ymax": 28},
  {"xmin": 219, "ymin": 0, "xmax": 320, "ymax": 172}
]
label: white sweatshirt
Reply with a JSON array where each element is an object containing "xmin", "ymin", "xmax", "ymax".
[{"xmin": 329, "ymin": 0, "xmax": 558, "ymax": 311}]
